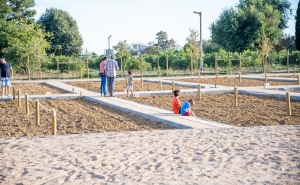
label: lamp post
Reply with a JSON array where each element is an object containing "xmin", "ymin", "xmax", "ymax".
[
  {"xmin": 108, "ymin": 35, "xmax": 112, "ymax": 56},
  {"xmin": 193, "ymin": 11, "xmax": 203, "ymax": 73}
]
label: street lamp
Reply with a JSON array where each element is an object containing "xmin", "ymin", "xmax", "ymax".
[
  {"xmin": 108, "ymin": 35, "xmax": 112, "ymax": 55},
  {"xmin": 193, "ymin": 11, "xmax": 203, "ymax": 73}
]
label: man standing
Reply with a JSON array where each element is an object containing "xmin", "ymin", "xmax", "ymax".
[
  {"xmin": 106, "ymin": 55, "xmax": 119, "ymax": 97},
  {"xmin": 0, "ymin": 57, "xmax": 13, "ymax": 98}
]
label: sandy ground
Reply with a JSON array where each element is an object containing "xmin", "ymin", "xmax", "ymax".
[
  {"xmin": 120, "ymin": 94, "xmax": 300, "ymax": 127},
  {"xmin": 179, "ymin": 77, "xmax": 298, "ymax": 86},
  {"xmin": 67, "ymin": 81, "xmax": 190, "ymax": 93},
  {"xmin": 10, "ymin": 83, "xmax": 67, "ymax": 95},
  {"xmin": 0, "ymin": 126, "xmax": 299, "ymax": 184},
  {"xmin": 0, "ymin": 98, "xmax": 173, "ymax": 138}
]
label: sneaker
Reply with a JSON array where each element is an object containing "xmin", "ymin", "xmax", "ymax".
[
  {"xmin": 1, "ymin": 95, "xmax": 4, "ymax": 98},
  {"xmin": 8, "ymin": 94, "xmax": 12, "ymax": 98}
]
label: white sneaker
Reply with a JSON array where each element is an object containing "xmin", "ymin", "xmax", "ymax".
[
  {"xmin": 8, "ymin": 94, "xmax": 12, "ymax": 98},
  {"xmin": 2, "ymin": 95, "xmax": 4, "ymax": 98}
]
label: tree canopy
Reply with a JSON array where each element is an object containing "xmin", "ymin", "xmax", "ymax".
[
  {"xmin": 37, "ymin": 8, "xmax": 83, "ymax": 56},
  {"xmin": 212, "ymin": 0, "xmax": 292, "ymax": 52},
  {"xmin": 296, "ymin": 0, "xmax": 300, "ymax": 50}
]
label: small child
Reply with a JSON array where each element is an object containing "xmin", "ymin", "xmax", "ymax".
[
  {"xmin": 180, "ymin": 99, "xmax": 196, "ymax": 116},
  {"xmin": 126, "ymin": 71, "xmax": 134, "ymax": 98},
  {"xmin": 172, "ymin": 90, "xmax": 181, "ymax": 114}
]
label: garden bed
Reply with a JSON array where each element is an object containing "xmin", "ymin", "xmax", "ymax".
[
  {"xmin": 11, "ymin": 83, "xmax": 67, "ymax": 95},
  {"xmin": 178, "ymin": 77, "xmax": 297, "ymax": 86},
  {"xmin": 119, "ymin": 94, "xmax": 300, "ymax": 127},
  {"xmin": 0, "ymin": 98, "xmax": 173, "ymax": 138},
  {"xmin": 67, "ymin": 80, "xmax": 191, "ymax": 93}
]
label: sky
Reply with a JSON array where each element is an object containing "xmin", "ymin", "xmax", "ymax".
[{"xmin": 34, "ymin": 0, "xmax": 299, "ymax": 55}]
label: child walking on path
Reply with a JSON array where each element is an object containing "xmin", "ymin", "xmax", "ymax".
[
  {"xmin": 180, "ymin": 99, "xmax": 196, "ymax": 116},
  {"xmin": 126, "ymin": 71, "xmax": 134, "ymax": 98},
  {"xmin": 172, "ymin": 90, "xmax": 181, "ymax": 114}
]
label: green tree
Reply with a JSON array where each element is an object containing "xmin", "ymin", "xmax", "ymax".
[
  {"xmin": 155, "ymin": 31, "xmax": 176, "ymax": 50},
  {"xmin": 113, "ymin": 40, "xmax": 131, "ymax": 76},
  {"xmin": 212, "ymin": 0, "xmax": 292, "ymax": 52},
  {"xmin": 296, "ymin": 0, "xmax": 300, "ymax": 50},
  {"xmin": 37, "ymin": 8, "xmax": 83, "ymax": 56},
  {"xmin": 0, "ymin": 0, "xmax": 36, "ymax": 23}
]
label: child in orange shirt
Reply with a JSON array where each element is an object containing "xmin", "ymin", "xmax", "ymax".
[{"xmin": 172, "ymin": 90, "xmax": 181, "ymax": 114}]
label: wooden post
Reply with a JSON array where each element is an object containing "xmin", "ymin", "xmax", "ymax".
[
  {"xmin": 17, "ymin": 90, "xmax": 21, "ymax": 107},
  {"xmin": 25, "ymin": 94, "xmax": 29, "ymax": 115},
  {"xmin": 13, "ymin": 87, "xmax": 16, "ymax": 103},
  {"xmin": 157, "ymin": 58, "xmax": 160, "ymax": 77},
  {"xmin": 141, "ymin": 54, "xmax": 143, "ymax": 79},
  {"xmin": 294, "ymin": 68, "xmax": 296, "ymax": 75},
  {"xmin": 287, "ymin": 50, "xmax": 289, "ymax": 73},
  {"xmin": 239, "ymin": 53, "xmax": 242, "ymax": 73},
  {"xmin": 298, "ymin": 75, "xmax": 300, "ymax": 85},
  {"xmin": 159, "ymin": 80, "xmax": 162, "ymax": 91},
  {"xmin": 35, "ymin": 100, "xmax": 40, "ymax": 126},
  {"xmin": 228, "ymin": 52, "xmax": 230, "ymax": 74},
  {"xmin": 216, "ymin": 72, "xmax": 219, "ymax": 79},
  {"xmin": 198, "ymin": 84, "xmax": 201, "ymax": 100},
  {"xmin": 27, "ymin": 56, "xmax": 30, "ymax": 80},
  {"xmin": 86, "ymin": 56, "xmax": 89, "ymax": 79},
  {"xmin": 56, "ymin": 57, "xmax": 59, "ymax": 79},
  {"xmin": 121, "ymin": 57, "xmax": 123, "ymax": 77},
  {"xmin": 198, "ymin": 70, "xmax": 200, "ymax": 82},
  {"xmin": 141, "ymin": 78, "xmax": 143, "ymax": 91},
  {"xmin": 239, "ymin": 72, "xmax": 241, "ymax": 83},
  {"xmin": 265, "ymin": 73, "xmax": 267, "ymax": 84},
  {"xmin": 190, "ymin": 54, "xmax": 193, "ymax": 75},
  {"xmin": 286, "ymin": 92, "xmax": 291, "ymax": 116},
  {"xmin": 214, "ymin": 53, "xmax": 217, "ymax": 73},
  {"xmin": 234, "ymin": 86, "xmax": 238, "ymax": 107},
  {"xmin": 172, "ymin": 81, "xmax": 175, "ymax": 93},
  {"xmin": 52, "ymin": 110, "xmax": 57, "ymax": 135},
  {"xmin": 166, "ymin": 54, "xmax": 169, "ymax": 77}
]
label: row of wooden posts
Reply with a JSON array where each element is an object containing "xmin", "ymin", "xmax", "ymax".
[{"xmin": 11, "ymin": 87, "xmax": 57, "ymax": 135}]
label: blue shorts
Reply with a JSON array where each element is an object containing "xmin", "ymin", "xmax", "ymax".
[{"xmin": 1, "ymin": 77, "xmax": 11, "ymax": 86}]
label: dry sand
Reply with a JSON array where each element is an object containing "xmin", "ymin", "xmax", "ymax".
[
  {"xmin": 0, "ymin": 126, "xmax": 299, "ymax": 184},
  {"xmin": 0, "ymin": 98, "xmax": 173, "ymax": 138},
  {"xmin": 11, "ymin": 83, "xmax": 67, "ymax": 95},
  {"xmin": 67, "ymin": 81, "xmax": 191, "ymax": 93},
  {"xmin": 179, "ymin": 77, "xmax": 298, "ymax": 86},
  {"xmin": 120, "ymin": 94, "xmax": 300, "ymax": 127}
]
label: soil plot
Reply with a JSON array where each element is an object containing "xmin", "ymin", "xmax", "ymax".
[
  {"xmin": 67, "ymin": 80, "xmax": 190, "ymax": 93},
  {"xmin": 178, "ymin": 77, "xmax": 297, "ymax": 87},
  {"xmin": 11, "ymin": 83, "xmax": 67, "ymax": 95},
  {"xmin": 120, "ymin": 94, "xmax": 300, "ymax": 127},
  {"xmin": 0, "ymin": 98, "xmax": 173, "ymax": 138}
]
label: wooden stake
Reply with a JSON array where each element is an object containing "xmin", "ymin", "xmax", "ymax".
[
  {"xmin": 234, "ymin": 86, "xmax": 238, "ymax": 107},
  {"xmin": 80, "ymin": 61, "xmax": 82, "ymax": 79},
  {"xmin": 166, "ymin": 54, "xmax": 169, "ymax": 77},
  {"xmin": 287, "ymin": 50, "xmax": 289, "ymax": 73},
  {"xmin": 214, "ymin": 53, "xmax": 217, "ymax": 73},
  {"xmin": 159, "ymin": 80, "xmax": 162, "ymax": 91},
  {"xmin": 27, "ymin": 56, "xmax": 30, "ymax": 80},
  {"xmin": 286, "ymin": 92, "xmax": 291, "ymax": 116},
  {"xmin": 13, "ymin": 87, "xmax": 16, "ymax": 103},
  {"xmin": 239, "ymin": 72, "xmax": 241, "ymax": 83},
  {"xmin": 239, "ymin": 53, "xmax": 242, "ymax": 73},
  {"xmin": 298, "ymin": 75, "xmax": 300, "ymax": 85},
  {"xmin": 198, "ymin": 84, "xmax": 201, "ymax": 100},
  {"xmin": 294, "ymin": 68, "xmax": 296, "ymax": 75},
  {"xmin": 190, "ymin": 54, "xmax": 193, "ymax": 75},
  {"xmin": 172, "ymin": 81, "xmax": 175, "ymax": 93},
  {"xmin": 198, "ymin": 70, "xmax": 200, "ymax": 82},
  {"xmin": 25, "ymin": 94, "xmax": 29, "ymax": 115},
  {"xmin": 86, "ymin": 56, "xmax": 89, "ymax": 79},
  {"xmin": 141, "ymin": 54, "xmax": 143, "ymax": 79},
  {"xmin": 17, "ymin": 90, "xmax": 21, "ymax": 107},
  {"xmin": 216, "ymin": 72, "xmax": 219, "ymax": 79},
  {"xmin": 52, "ymin": 110, "xmax": 57, "ymax": 135},
  {"xmin": 265, "ymin": 73, "xmax": 267, "ymax": 84},
  {"xmin": 56, "ymin": 57, "xmax": 59, "ymax": 79},
  {"xmin": 36, "ymin": 101, "xmax": 40, "ymax": 126},
  {"xmin": 141, "ymin": 78, "xmax": 143, "ymax": 91}
]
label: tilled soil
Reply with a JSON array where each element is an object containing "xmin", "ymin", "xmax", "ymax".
[
  {"xmin": 67, "ymin": 81, "xmax": 191, "ymax": 93},
  {"xmin": 0, "ymin": 98, "xmax": 173, "ymax": 138},
  {"xmin": 120, "ymin": 94, "xmax": 300, "ymax": 127},
  {"xmin": 178, "ymin": 77, "xmax": 298, "ymax": 86},
  {"xmin": 10, "ymin": 83, "xmax": 67, "ymax": 95}
]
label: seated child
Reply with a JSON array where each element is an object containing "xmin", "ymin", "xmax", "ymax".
[
  {"xmin": 126, "ymin": 71, "xmax": 134, "ymax": 97},
  {"xmin": 180, "ymin": 99, "xmax": 195, "ymax": 116},
  {"xmin": 172, "ymin": 90, "xmax": 181, "ymax": 114}
]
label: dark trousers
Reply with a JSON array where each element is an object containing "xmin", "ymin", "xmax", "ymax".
[{"xmin": 107, "ymin": 76, "xmax": 116, "ymax": 96}]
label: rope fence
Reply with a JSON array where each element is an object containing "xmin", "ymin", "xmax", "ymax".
[{"xmin": 11, "ymin": 86, "xmax": 57, "ymax": 135}]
